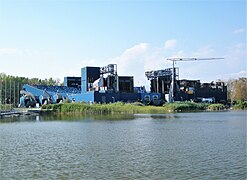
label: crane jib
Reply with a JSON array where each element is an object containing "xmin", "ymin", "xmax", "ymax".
[{"xmin": 167, "ymin": 58, "xmax": 224, "ymax": 61}]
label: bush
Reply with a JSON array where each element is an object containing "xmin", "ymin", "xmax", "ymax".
[
  {"xmin": 233, "ymin": 101, "xmax": 247, "ymax": 110},
  {"xmin": 163, "ymin": 102, "xmax": 208, "ymax": 112},
  {"xmin": 207, "ymin": 104, "xmax": 225, "ymax": 111}
]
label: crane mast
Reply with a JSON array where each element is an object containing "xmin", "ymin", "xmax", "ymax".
[{"xmin": 166, "ymin": 57, "xmax": 224, "ymax": 103}]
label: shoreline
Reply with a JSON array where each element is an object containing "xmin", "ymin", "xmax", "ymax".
[
  {"xmin": 41, "ymin": 102, "xmax": 228, "ymax": 114},
  {"xmin": 1, "ymin": 102, "xmax": 245, "ymax": 119},
  {"xmin": 0, "ymin": 108, "xmax": 40, "ymax": 119}
]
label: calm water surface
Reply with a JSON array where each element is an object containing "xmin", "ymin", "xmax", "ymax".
[{"xmin": 0, "ymin": 111, "xmax": 246, "ymax": 179}]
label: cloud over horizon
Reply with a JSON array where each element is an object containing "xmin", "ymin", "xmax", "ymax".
[
  {"xmin": 164, "ymin": 39, "xmax": 177, "ymax": 50},
  {"xmin": 0, "ymin": 48, "xmax": 19, "ymax": 55},
  {"xmin": 105, "ymin": 39, "xmax": 246, "ymax": 88},
  {"xmin": 1, "ymin": 39, "xmax": 245, "ymax": 89}
]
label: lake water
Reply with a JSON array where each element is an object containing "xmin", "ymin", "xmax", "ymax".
[{"xmin": 0, "ymin": 111, "xmax": 246, "ymax": 179}]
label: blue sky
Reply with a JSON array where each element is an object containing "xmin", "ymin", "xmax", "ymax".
[{"xmin": 0, "ymin": 0, "xmax": 246, "ymax": 88}]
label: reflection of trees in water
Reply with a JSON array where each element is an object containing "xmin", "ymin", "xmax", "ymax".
[
  {"xmin": 150, "ymin": 114, "xmax": 179, "ymax": 119},
  {"xmin": 134, "ymin": 114, "xmax": 180, "ymax": 120},
  {"xmin": 40, "ymin": 113, "xmax": 135, "ymax": 121}
]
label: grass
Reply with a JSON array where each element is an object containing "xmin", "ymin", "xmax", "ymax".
[
  {"xmin": 233, "ymin": 101, "xmax": 247, "ymax": 110},
  {"xmin": 207, "ymin": 104, "xmax": 225, "ymax": 111},
  {"xmin": 0, "ymin": 104, "xmax": 13, "ymax": 111},
  {"xmin": 163, "ymin": 102, "xmax": 208, "ymax": 111},
  {"xmin": 41, "ymin": 101, "xmax": 221, "ymax": 114},
  {"xmin": 42, "ymin": 102, "xmax": 163, "ymax": 114}
]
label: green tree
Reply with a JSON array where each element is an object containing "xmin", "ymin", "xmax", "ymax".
[{"xmin": 228, "ymin": 77, "xmax": 247, "ymax": 103}]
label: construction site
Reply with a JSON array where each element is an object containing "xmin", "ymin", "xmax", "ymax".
[{"xmin": 18, "ymin": 58, "xmax": 227, "ymax": 107}]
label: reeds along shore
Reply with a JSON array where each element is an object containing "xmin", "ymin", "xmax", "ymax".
[{"xmin": 41, "ymin": 102, "xmax": 229, "ymax": 114}]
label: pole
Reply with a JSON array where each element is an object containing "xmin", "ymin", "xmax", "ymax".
[
  {"xmin": 17, "ymin": 82, "xmax": 20, "ymax": 107},
  {"xmin": 5, "ymin": 77, "xmax": 6, "ymax": 105},
  {"xmin": 14, "ymin": 81, "xmax": 16, "ymax": 107},
  {"xmin": 171, "ymin": 60, "xmax": 175, "ymax": 102},
  {"xmin": 10, "ymin": 79, "xmax": 11, "ymax": 107},
  {"xmin": 157, "ymin": 77, "xmax": 159, "ymax": 93},
  {"xmin": 0, "ymin": 77, "xmax": 2, "ymax": 110},
  {"xmin": 162, "ymin": 80, "xmax": 164, "ymax": 94}
]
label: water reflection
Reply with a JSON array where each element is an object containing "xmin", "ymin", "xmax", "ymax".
[
  {"xmin": 0, "ymin": 113, "xmax": 136, "ymax": 123},
  {"xmin": 40, "ymin": 113, "xmax": 135, "ymax": 121},
  {"xmin": 0, "ymin": 113, "xmax": 181, "ymax": 123},
  {"xmin": 134, "ymin": 113, "xmax": 180, "ymax": 120},
  {"xmin": 35, "ymin": 115, "xmax": 40, "ymax": 122},
  {"xmin": 0, "ymin": 115, "xmax": 37, "ymax": 123},
  {"xmin": 0, "ymin": 111, "xmax": 246, "ymax": 179}
]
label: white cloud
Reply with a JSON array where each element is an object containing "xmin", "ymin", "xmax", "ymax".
[
  {"xmin": 233, "ymin": 28, "xmax": 245, "ymax": 34},
  {"xmin": 109, "ymin": 43, "xmax": 149, "ymax": 86},
  {"xmin": 169, "ymin": 46, "xmax": 224, "ymax": 82},
  {"xmin": 220, "ymin": 71, "xmax": 247, "ymax": 80},
  {"xmin": 190, "ymin": 46, "xmax": 216, "ymax": 57},
  {"xmin": 121, "ymin": 43, "xmax": 149, "ymax": 59},
  {"xmin": 171, "ymin": 50, "xmax": 186, "ymax": 58},
  {"xmin": 0, "ymin": 48, "xmax": 19, "ymax": 55},
  {"xmin": 174, "ymin": 43, "xmax": 246, "ymax": 82},
  {"xmin": 109, "ymin": 43, "xmax": 172, "ymax": 89},
  {"xmin": 164, "ymin": 39, "xmax": 177, "ymax": 50},
  {"xmin": 231, "ymin": 71, "xmax": 247, "ymax": 77},
  {"xmin": 108, "ymin": 41, "xmax": 231, "ymax": 88}
]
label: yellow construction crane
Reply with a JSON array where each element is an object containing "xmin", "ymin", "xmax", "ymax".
[{"xmin": 166, "ymin": 57, "xmax": 224, "ymax": 102}]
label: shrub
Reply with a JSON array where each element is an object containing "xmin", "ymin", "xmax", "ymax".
[
  {"xmin": 233, "ymin": 101, "xmax": 247, "ymax": 110},
  {"xmin": 163, "ymin": 102, "xmax": 208, "ymax": 112},
  {"xmin": 207, "ymin": 104, "xmax": 225, "ymax": 111}
]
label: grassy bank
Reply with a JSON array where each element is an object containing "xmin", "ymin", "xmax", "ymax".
[
  {"xmin": 233, "ymin": 101, "xmax": 247, "ymax": 110},
  {"xmin": 42, "ymin": 102, "xmax": 165, "ymax": 114},
  {"xmin": 207, "ymin": 104, "xmax": 225, "ymax": 111},
  {"xmin": 41, "ymin": 102, "xmax": 226, "ymax": 114}
]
